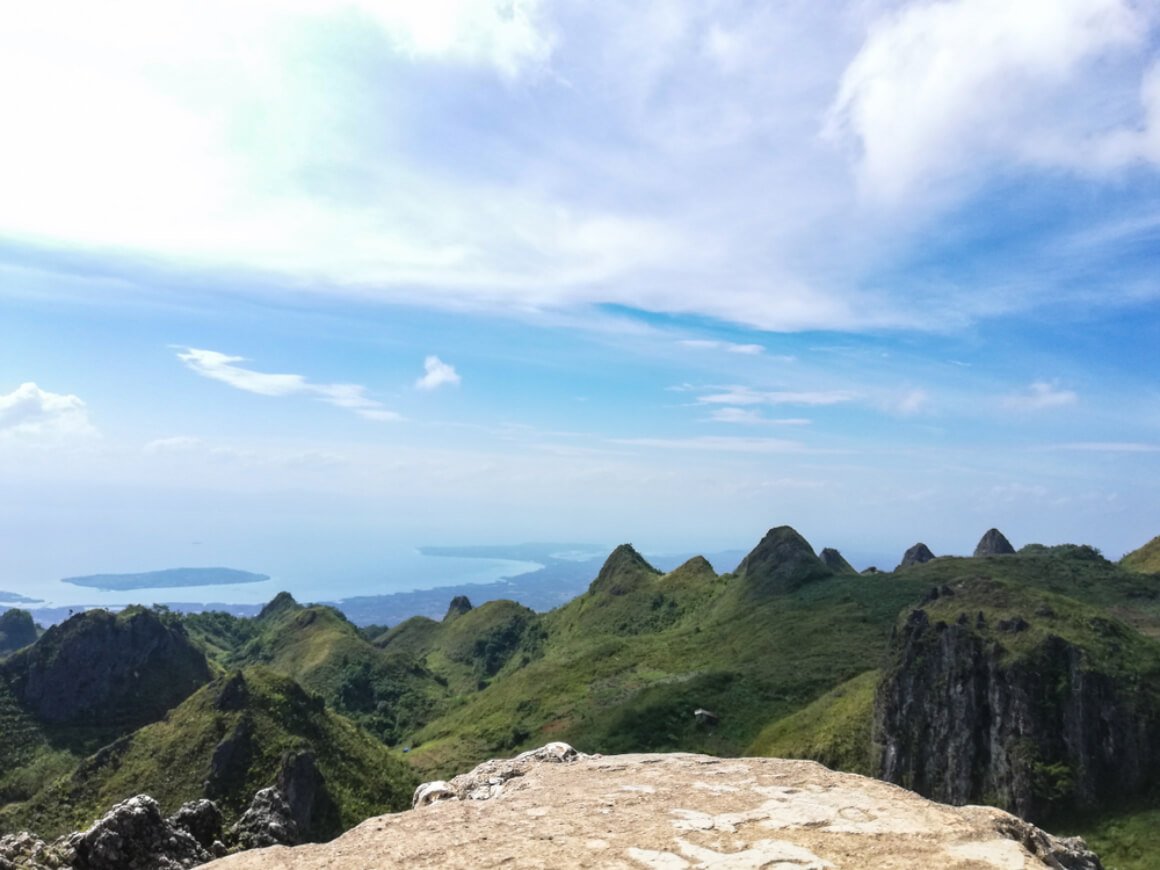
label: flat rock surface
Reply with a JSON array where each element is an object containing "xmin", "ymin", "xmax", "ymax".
[{"xmin": 203, "ymin": 751, "xmax": 1097, "ymax": 869}]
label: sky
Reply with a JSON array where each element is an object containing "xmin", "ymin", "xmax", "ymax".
[{"xmin": 2, "ymin": 0, "xmax": 1160, "ymax": 603}]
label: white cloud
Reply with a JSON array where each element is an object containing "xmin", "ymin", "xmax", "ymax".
[
  {"xmin": 1051, "ymin": 441, "xmax": 1160, "ymax": 452},
  {"xmin": 706, "ymin": 407, "xmax": 812, "ymax": 426},
  {"xmin": 0, "ymin": 382, "xmax": 96, "ymax": 440},
  {"xmin": 697, "ymin": 386, "xmax": 856, "ymax": 406},
  {"xmin": 610, "ymin": 435, "xmax": 806, "ymax": 453},
  {"xmin": 895, "ymin": 389, "xmax": 929, "ymax": 415},
  {"xmin": 177, "ymin": 348, "xmax": 401, "ymax": 420},
  {"xmin": 415, "ymin": 355, "xmax": 461, "ymax": 391},
  {"xmin": 143, "ymin": 436, "xmax": 204, "ymax": 455},
  {"xmin": 679, "ymin": 339, "xmax": 765, "ymax": 355},
  {"xmin": 1002, "ymin": 381, "xmax": 1078, "ymax": 410},
  {"xmin": 827, "ymin": 0, "xmax": 1151, "ymax": 200}
]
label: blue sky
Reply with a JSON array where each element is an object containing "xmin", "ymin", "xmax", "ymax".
[{"xmin": 2, "ymin": 0, "xmax": 1159, "ymax": 602}]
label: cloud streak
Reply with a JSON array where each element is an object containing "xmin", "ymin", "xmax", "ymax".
[
  {"xmin": 1002, "ymin": 381, "xmax": 1079, "ymax": 411},
  {"xmin": 177, "ymin": 348, "xmax": 401, "ymax": 421}
]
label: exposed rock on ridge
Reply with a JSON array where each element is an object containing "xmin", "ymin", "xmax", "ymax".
[
  {"xmin": 819, "ymin": 547, "xmax": 858, "ymax": 575},
  {"xmin": 875, "ymin": 581, "xmax": 1160, "ymax": 823},
  {"xmin": 974, "ymin": 529, "xmax": 1016, "ymax": 557},
  {"xmin": 0, "ymin": 608, "xmax": 210, "ymax": 728},
  {"xmin": 202, "ymin": 745, "xmax": 1103, "ymax": 869},
  {"xmin": 896, "ymin": 542, "xmax": 936, "ymax": 570},
  {"xmin": 734, "ymin": 526, "xmax": 832, "ymax": 595}
]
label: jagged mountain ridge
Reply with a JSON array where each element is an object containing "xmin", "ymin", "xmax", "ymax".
[{"xmin": 3, "ymin": 524, "xmax": 1160, "ymax": 865}]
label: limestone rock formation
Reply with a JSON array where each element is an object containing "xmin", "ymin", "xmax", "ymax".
[
  {"xmin": 588, "ymin": 544, "xmax": 661, "ymax": 596},
  {"xmin": 443, "ymin": 595, "xmax": 473, "ymax": 621},
  {"xmin": 0, "ymin": 609, "xmax": 37, "ymax": 655},
  {"xmin": 734, "ymin": 526, "xmax": 832, "ymax": 596},
  {"xmin": 0, "ymin": 608, "xmax": 210, "ymax": 728},
  {"xmin": 228, "ymin": 787, "xmax": 299, "ymax": 851},
  {"xmin": 876, "ymin": 584, "xmax": 1160, "ymax": 823},
  {"xmin": 896, "ymin": 542, "xmax": 935, "ymax": 570},
  {"xmin": 974, "ymin": 529, "xmax": 1016, "ymax": 557},
  {"xmin": 202, "ymin": 746, "xmax": 1103, "ymax": 869},
  {"xmin": 0, "ymin": 795, "xmax": 211, "ymax": 870},
  {"xmin": 819, "ymin": 548, "xmax": 858, "ymax": 575}
]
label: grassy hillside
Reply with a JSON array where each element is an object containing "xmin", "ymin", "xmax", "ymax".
[
  {"xmin": 0, "ymin": 668, "xmax": 417, "ymax": 841},
  {"xmin": 1122, "ymin": 535, "xmax": 1160, "ymax": 575}
]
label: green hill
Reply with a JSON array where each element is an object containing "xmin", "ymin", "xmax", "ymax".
[
  {"xmin": 0, "ymin": 667, "xmax": 417, "ymax": 841},
  {"xmin": 1122, "ymin": 534, "xmax": 1160, "ymax": 575}
]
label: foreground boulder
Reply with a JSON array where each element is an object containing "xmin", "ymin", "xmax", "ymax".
[
  {"xmin": 0, "ymin": 795, "xmax": 212, "ymax": 869},
  {"xmin": 202, "ymin": 745, "xmax": 1102, "ymax": 869}
]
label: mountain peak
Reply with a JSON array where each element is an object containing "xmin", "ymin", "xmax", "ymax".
[
  {"xmin": 818, "ymin": 547, "xmax": 858, "ymax": 575},
  {"xmin": 443, "ymin": 596, "xmax": 474, "ymax": 622},
  {"xmin": 973, "ymin": 528, "xmax": 1016, "ymax": 558},
  {"xmin": 734, "ymin": 526, "xmax": 831, "ymax": 595},
  {"xmin": 1121, "ymin": 534, "xmax": 1160, "ymax": 574},
  {"xmin": 258, "ymin": 592, "xmax": 301, "ymax": 621},
  {"xmin": 896, "ymin": 543, "xmax": 935, "ymax": 571},
  {"xmin": 588, "ymin": 544, "xmax": 660, "ymax": 596}
]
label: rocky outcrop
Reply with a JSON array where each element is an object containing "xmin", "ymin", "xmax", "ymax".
[
  {"xmin": 442, "ymin": 595, "xmax": 473, "ymax": 621},
  {"xmin": 0, "ymin": 795, "xmax": 215, "ymax": 869},
  {"xmin": 875, "ymin": 581, "xmax": 1160, "ymax": 823},
  {"xmin": 818, "ymin": 547, "xmax": 858, "ymax": 575},
  {"xmin": 896, "ymin": 542, "xmax": 936, "ymax": 570},
  {"xmin": 0, "ymin": 608, "xmax": 210, "ymax": 728},
  {"xmin": 228, "ymin": 788, "xmax": 299, "ymax": 851},
  {"xmin": 974, "ymin": 529, "xmax": 1016, "ymax": 557},
  {"xmin": 0, "ymin": 609, "xmax": 37, "ymax": 655},
  {"xmin": 734, "ymin": 526, "xmax": 832, "ymax": 595},
  {"xmin": 201, "ymin": 746, "xmax": 1103, "ymax": 869}
]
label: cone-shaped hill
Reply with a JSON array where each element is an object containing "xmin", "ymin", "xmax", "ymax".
[
  {"xmin": 973, "ymin": 528, "xmax": 1016, "ymax": 557},
  {"xmin": 896, "ymin": 543, "xmax": 936, "ymax": 570},
  {"xmin": 733, "ymin": 526, "xmax": 832, "ymax": 595},
  {"xmin": 587, "ymin": 544, "xmax": 662, "ymax": 596},
  {"xmin": 819, "ymin": 547, "xmax": 858, "ymax": 575}
]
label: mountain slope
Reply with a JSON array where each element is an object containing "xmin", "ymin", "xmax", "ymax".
[
  {"xmin": 1122, "ymin": 534, "xmax": 1160, "ymax": 574},
  {"xmin": 0, "ymin": 667, "xmax": 418, "ymax": 841}
]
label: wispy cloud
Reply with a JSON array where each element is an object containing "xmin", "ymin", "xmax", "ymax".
[
  {"xmin": 678, "ymin": 339, "xmax": 765, "ymax": 355},
  {"xmin": 177, "ymin": 348, "xmax": 401, "ymax": 421},
  {"xmin": 1049, "ymin": 441, "xmax": 1160, "ymax": 453},
  {"xmin": 415, "ymin": 355, "xmax": 461, "ymax": 391},
  {"xmin": 610, "ymin": 435, "xmax": 806, "ymax": 453},
  {"xmin": 1002, "ymin": 381, "xmax": 1078, "ymax": 411},
  {"xmin": 697, "ymin": 386, "xmax": 855, "ymax": 406},
  {"xmin": 0, "ymin": 382, "xmax": 96, "ymax": 440},
  {"xmin": 706, "ymin": 407, "xmax": 812, "ymax": 426}
]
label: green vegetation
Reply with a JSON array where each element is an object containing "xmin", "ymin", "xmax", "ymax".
[
  {"xmin": 747, "ymin": 670, "xmax": 879, "ymax": 775},
  {"xmin": 0, "ymin": 609, "xmax": 38, "ymax": 655},
  {"xmin": 1122, "ymin": 535, "xmax": 1160, "ymax": 575},
  {"xmin": 0, "ymin": 668, "xmax": 416, "ymax": 840}
]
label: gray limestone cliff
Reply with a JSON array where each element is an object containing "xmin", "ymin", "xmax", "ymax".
[{"xmin": 875, "ymin": 580, "xmax": 1160, "ymax": 823}]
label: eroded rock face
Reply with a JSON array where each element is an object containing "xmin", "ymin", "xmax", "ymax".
[
  {"xmin": 876, "ymin": 605, "xmax": 1158, "ymax": 822},
  {"xmin": 201, "ymin": 748, "xmax": 1103, "ymax": 870},
  {"xmin": 0, "ymin": 795, "xmax": 212, "ymax": 870},
  {"xmin": 974, "ymin": 529, "xmax": 1016, "ymax": 557},
  {"xmin": 896, "ymin": 543, "xmax": 935, "ymax": 570},
  {"xmin": 228, "ymin": 787, "xmax": 299, "ymax": 851}
]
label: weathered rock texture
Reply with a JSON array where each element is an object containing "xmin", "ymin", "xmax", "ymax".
[
  {"xmin": 818, "ymin": 548, "xmax": 858, "ymax": 575},
  {"xmin": 0, "ymin": 795, "xmax": 213, "ymax": 869},
  {"xmin": 974, "ymin": 529, "xmax": 1016, "ymax": 558},
  {"xmin": 896, "ymin": 543, "xmax": 935, "ymax": 570},
  {"xmin": 876, "ymin": 595, "xmax": 1160, "ymax": 823},
  {"xmin": 0, "ymin": 609, "xmax": 210, "ymax": 728},
  {"xmin": 202, "ymin": 746, "xmax": 1102, "ymax": 869},
  {"xmin": 735, "ymin": 526, "xmax": 832, "ymax": 596}
]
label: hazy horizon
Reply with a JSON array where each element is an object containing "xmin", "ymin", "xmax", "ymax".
[{"xmin": 2, "ymin": 1, "xmax": 1158, "ymax": 603}]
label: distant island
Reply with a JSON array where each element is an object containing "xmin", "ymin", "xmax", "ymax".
[
  {"xmin": 62, "ymin": 567, "xmax": 270, "ymax": 591},
  {"xmin": 0, "ymin": 590, "xmax": 41, "ymax": 604}
]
